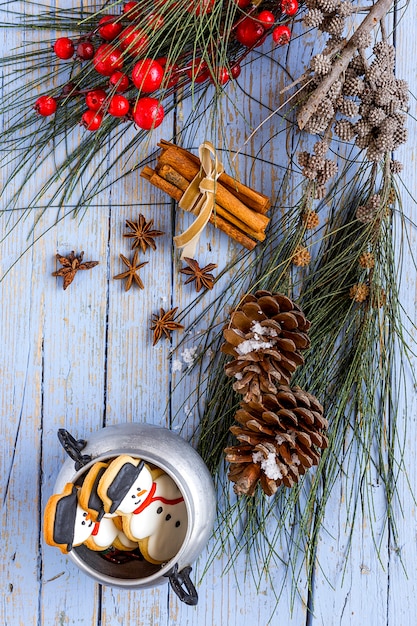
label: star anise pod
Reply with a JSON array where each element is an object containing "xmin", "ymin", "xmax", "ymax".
[
  {"xmin": 124, "ymin": 213, "xmax": 164, "ymax": 252},
  {"xmin": 113, "ymin": 251, "xmax": 148, "ymax": 291},
  {"xmin": 52, "ymin": 251, "xmax": 98, "ymax": 290},
  {"xmin": 179, "ymin": 257, "xmax": 218, "ymax": 292},
  {"xmin": 150, "ymin": 307, "xmax": 184, "ymax": 346}
]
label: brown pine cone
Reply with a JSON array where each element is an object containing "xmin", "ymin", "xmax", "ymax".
[
  {"xmin": 221, "ymin": 291, "xmax": 311, "ymax": 402},
  {"xmin": 225, "ymin": 386, "xmax": 328, "ymax": 496}
]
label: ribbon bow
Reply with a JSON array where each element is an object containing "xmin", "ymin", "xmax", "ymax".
[{"xmin": 174, "ymin": 141, "xmax": 224, "ymax": 259}]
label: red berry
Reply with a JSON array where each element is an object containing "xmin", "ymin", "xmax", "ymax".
[
  {"xmin": 146, "ymin": 12, "xmax": 164, "ymax": 29},
  {"xmin": 281, "ymin": 0, "xmax": 298, "ymax": 16},
  {"xmin": 272, "ymin": 24, "xmax": 291, "ymax": 45},
  {"xmin": 133, "ymin": 97, "xmax": 164, "ymax": 130},
  {"xmin": 235, "ymin": 17, "xmax": 265, "ymax": 48},
  {"xmin": 98, "ymin": 15, "xmax": 123, "ymax": 41},
  {"xmin": 53, "ymin": 37, "xmax": 74, "ymax": 60},
  {"xmin": 188, "ymin": 0, "xmax": 215, "ymax": 15},
  {"xmin": 108, "ymin": 94, "xmax": 130, "ymax": 116},
  {"xmin": 230, "ymin": 64, "xmax": 241, "ymax": 79},
  {"xmin": 109, "ymin": 70, "xmax": 130, "ymax": 92},
  {"xmin": 123, "ymin": 1, "xmax": 141, "ymax": 20},
  {"xmin": 85, "ymin": 89, "xmax": 108, "ymax": 112},
  {"xmin": 186, "ymin": 58, "xmax": 209, "ymax": 83},
  {"xmin": 162, "ymin": 63, "xmax": 180, "ymax": 88},
  {"xmin": 81, "ymin": 109, "xmax": 103, "ymax": 131},
  {"xmin": 34, "ymin": 95, "xmax": 57, "ymax": 116},
  {"xmin": 132, "ymin": 59, "xmax": 164, "ymax": 93},
  {"xmin": 119, "ymin": 26, "xmax": 149, "ymax": 56},
  {"xmin": 61, "ymin": 82, "xmax": 76, "ymax": 95},
  {"xmin": 234, "ymin": 0, "xmax": 251, "ymax": 7},
  {"xmin": 217, "ymin": 67, "xmax": 230, "ymax": 85},
  {"xmin": 257, "ymin": 10, "xmax": 275, "ymax": 29},
  {"xmin": 76, "ymin": 41, "xmax": 95, "ymax": 60},
  {"xmin": 93, "ymin": 44, "xmax": 124, "ymax": 76}
]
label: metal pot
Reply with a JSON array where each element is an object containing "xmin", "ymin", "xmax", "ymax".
[{"xmin": 51, "ymin": 423, "xmax": 216, "ymax": 605}]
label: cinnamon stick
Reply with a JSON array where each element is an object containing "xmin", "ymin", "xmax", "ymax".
[
  {"xmin": 140, "ymin": 167, "xmax": 257, "ymax": 250},
  {"xmin": 157, "ymin": 147, "xmax": 269, "ymax": 233},
  {"xmin": 156, "ymin": 163, "xmax": 266, "ymax": 242},
  {"xmin": 158, "ymin": 140, "xmax": 271, "ymax": 214}
]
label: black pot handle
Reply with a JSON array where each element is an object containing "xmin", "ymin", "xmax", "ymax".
[
  {"xmin": 57, "ymin": 428, "xmax": 92, "ymax": 470},
  {"xmin": 165, "ymin": 563, "xmax": 198, "ymax": 606}
]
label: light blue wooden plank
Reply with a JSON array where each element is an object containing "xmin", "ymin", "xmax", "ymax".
[
  {"xmin": 385, "ymin": 3, "xmax": 417, "ymax": 623},
  {"xmin": 1, "ymin": 1, "xmax": 417, "ymax": 624}
]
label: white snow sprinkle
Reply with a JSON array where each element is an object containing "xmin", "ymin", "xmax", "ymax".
[
  {"xmin": 252, "ymin": 451, "xmax": 282, "ymax": 480},
  {"xmin": 236, "ymin": 339, "xmax": 273, "ymax": 356},
  {"xmin": 181, "ymin": 346, "xmax": 198, "ymax": 367},
  {"xmin": 251, "ymin": 321, "xmax": 278, "ymax": 338},
  {"xmin": 172, "ymin": 359, "xmax": 183, "ymax": 373},
  {"xmin": 234, "ymin": 372, "xmax": 243, "ymax": 380}
]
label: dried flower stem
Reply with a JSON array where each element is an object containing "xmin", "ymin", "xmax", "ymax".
[{"xmin": 297, "ymin": 0, "xmax": 394, "ymax": 130}]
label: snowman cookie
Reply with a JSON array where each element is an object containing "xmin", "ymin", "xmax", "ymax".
[
  {"xmin": 97, "ymin": 455, "xmax": 188, "ymax": 564},
  {"xmin": 44, "ymin": 482, "xmax": 137, "ymax": 554},
  {"xmin": 78, "ymin": 461, "xmax": 110, "ymax": 522}
]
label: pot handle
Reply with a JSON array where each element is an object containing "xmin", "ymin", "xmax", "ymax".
[
  {"xmin": 57, "ymin": 428, "xmax": 92, "ymax": 470},
  {"xmin": 164, "ymin": 563, "xmax": 198, "ymax": 606}
]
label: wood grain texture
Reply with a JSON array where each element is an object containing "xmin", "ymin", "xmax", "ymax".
[{"xmin": 1, "ymin": 2, "xmax": 416, "ymax": 625}]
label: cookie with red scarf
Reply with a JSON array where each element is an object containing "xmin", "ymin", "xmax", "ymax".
[{"xmin": 97, "ymin": 455, "xmax": 187, "ymax": 564}]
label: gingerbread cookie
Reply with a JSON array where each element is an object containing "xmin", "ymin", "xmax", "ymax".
[
  {"xmin": 78, "ymin": 461, "xmax": 109, "ymax": 522},
  {"xmin": 97, "ymin": 455, "xmax": 187, "ymax": 564},
  {"xmin": 44, "ymin": 482, "xmax": 137, "ymax": 554}
]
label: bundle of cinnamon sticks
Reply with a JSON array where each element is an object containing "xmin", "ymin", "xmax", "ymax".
[{"xmin": 141, "ymin": 140, "xmax": 271, "ymax": 251}]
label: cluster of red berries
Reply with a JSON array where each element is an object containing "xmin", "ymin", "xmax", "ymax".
[{"xmin": 34, "ymin": 0, "xmax": 298, "ymax": 131}]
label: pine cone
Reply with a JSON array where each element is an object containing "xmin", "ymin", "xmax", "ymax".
[
  {"xmin": 222, "ymin": 291, "xmax": 311, "ymax": 402},
  {"xmin": 225, "ymin": 386, "xmax": 328, "ymax": 496}
]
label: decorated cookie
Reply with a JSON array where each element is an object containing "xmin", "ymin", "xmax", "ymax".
[
  {"xmin": 97, "ymin": 455, "xmax": 187, "ymax": 564},
  {"xmin": 97, "ymin": 455, "xmax": 151, "ymax": 516},
  {"xmin": 133, "ymin": 473, "xmax": 188, "ymax": 565},
  {"xmin": 44, "ymin": 482, "xmax": 137, "ymax": 553},
  {"xmin": 78, "ymin": 461, "xmax": 110, "ymax": 522}
]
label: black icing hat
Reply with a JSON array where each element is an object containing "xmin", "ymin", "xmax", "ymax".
[
  {"xmin": 86, "ymin": 466, "xmax": 107, "ymax": 521},
  {"xmin": 107, "ymin": 460, "xmax": 145, "ymax": 514},
  {"xmin": 52, "ymin": 485, "xmax": 78, "ymax": 551}
]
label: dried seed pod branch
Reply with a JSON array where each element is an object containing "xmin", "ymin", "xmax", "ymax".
[{"xmin": 297, "ymin": 0, "xmax": 393, "ymax": 130}]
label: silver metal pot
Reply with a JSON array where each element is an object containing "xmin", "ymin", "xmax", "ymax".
[{"xmin": 51, "ymin": 423, "xmax": 216, "ymax": 605}]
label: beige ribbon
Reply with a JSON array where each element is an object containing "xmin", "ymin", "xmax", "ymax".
[{"xmin": 174, "ymin": 141, "xmax": 224, "ymax": 259}]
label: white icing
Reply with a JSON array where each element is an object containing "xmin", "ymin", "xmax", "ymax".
[
  {"xmin": 114, "ymin": 465, "xmax": 154, "ymax": 514},
  {"xmin": 117, "ymin": 531, "xmax": 138, "ymax": 549},
  {"xmin": 73, "ymin": 504, "xmax": 97, "ymax": 546},
  {"xmin": 92, "ymin": 516, "xmax": 119, "ymax": 548},
  {"xmin": 127, "ymin": 473, "xmax": 188, "ymax": 561},
  {"xmin": 73, "ymin": 503, "xmax": 119, "ymax": 548},
  {"xmin": 145, "ymin": 500, "xmax": 187, "ymax": 562}
]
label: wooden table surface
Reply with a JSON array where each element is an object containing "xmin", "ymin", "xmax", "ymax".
[{"xmin": 1, "ymin": 1, "xmax": 417, "ymax": 625}]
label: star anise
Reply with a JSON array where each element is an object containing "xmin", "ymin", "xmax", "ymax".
[
  {"xmin": 52, "ymin": 251, "xmax": 99, "ymax": 290},
  {"xmin": 113, "ymin": 251, "xmax": 148, "ymax": 291},
  {"xmin": 179, "ymin": 257, "xmax": 218, "ymax": 292},
  {"xmin": 124, "ymin": 213, "xmax": 164, "ymax": 252},
  {"xmin": 150, "ymin": 307, "xmax": 184, "ymax": 346}
]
